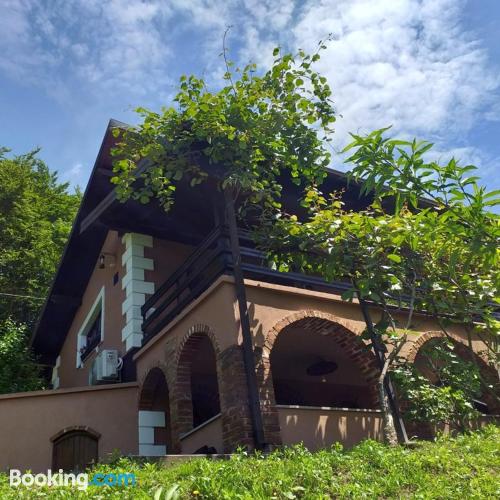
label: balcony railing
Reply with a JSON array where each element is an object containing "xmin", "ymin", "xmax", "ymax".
[
  {"xmin": 140, "ymin": 225, "xmax": 351, "ymax": 343},
  {"xmin": 140, "ymin": 224, "xmax": 499, "ymax": 345}
]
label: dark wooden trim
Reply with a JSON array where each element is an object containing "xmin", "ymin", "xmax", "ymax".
[
  {"xmin": 80, "ymin": 159, "xmax": 151, "ymax": 234},
  {"xmin": 80, "ymin": 190, "xmax": 117, "ymax": 233},
  {"xmin": 224, "ymin": 188, "xmax": 266, "ymax": 450},
  {"xmin": 50, "ymin": 294, "xmax": 82, "ymax": 307},
  {"xmin": 96, "ymin": 167, "xmax": 115, "ymax": 177}
]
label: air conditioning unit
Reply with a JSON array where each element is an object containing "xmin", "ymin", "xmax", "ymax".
[{"xmin": 91, "ymin": 350, "xmax": 120, "ymax": 383}]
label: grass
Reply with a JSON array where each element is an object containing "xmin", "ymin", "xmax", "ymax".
[{"xmin": 1, "ymin": 426, "xmax": 499, "ymax": 499}]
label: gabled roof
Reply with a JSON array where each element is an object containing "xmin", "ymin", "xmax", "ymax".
[
  {"xmin": 30, "ymin": 120, "xmax": 123, "ymax": 364},
  {"xmin": 31, "ymin": 119, "xmax": 367, "ymax": 365}
]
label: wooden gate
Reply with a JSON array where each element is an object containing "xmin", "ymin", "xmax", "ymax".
[{"xmin": 52, "ymin": 429, "xmax": 99, "ymax": 472}]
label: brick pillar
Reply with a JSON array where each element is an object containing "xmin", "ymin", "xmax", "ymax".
[
  {"xmin": 218, "ymin": 345, "xmax": 255, "ymax": 451},
  {"xmin": 255, "ymin": 346, "xmax": 282, "ymax": 448},
  {"xmin": 173, "ymin": 357, "xmax": 194, "ymax": 438}
]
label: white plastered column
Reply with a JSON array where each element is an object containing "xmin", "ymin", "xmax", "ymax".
[{"xmin": 121, "ymin": 233, "xmax": 155, "ymax": 352}]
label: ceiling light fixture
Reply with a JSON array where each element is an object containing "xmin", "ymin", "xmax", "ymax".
[{"xmin": 306, "ymin": 360, "xmax": 338, "ymax": 377}]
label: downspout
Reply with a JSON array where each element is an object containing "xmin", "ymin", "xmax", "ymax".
[{"xmin": 223, "ymin": 187, "xmax": 266, "ymax": 450}]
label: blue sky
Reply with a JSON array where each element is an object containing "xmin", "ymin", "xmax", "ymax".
[{"xmin": 1, "ymin": 0, "xmax": 499, "ymax": 191}]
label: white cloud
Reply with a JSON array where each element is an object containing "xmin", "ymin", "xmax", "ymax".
[
  {"xmin": 283, "ymin": 0, "xmax": 499, "ymax": 151},
  {"xmin": 0, "ymin": 0, "xmax": 176, "ymax": 97},
  {"xmin": 0, "ymin": 0, "xmax": 498, "ymax": 186},
  {"xmin": 60, "ymin": 162, "xmax": 84, "ymax": 184}
]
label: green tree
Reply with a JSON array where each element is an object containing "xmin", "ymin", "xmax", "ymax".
[
  {"xmin": 110, "ymin": 41, "xmax": 337, "ymax": 450},
  {"xmin": 110, "ymin": 40, "xmax": 335, "ymax": 212},
  {"xmin": 0, "ymin": 319, "xmax": 44, "ymax": 393},
  {"xmin": 0, "ymin": 147, "xmax": 81, "ymax": 326},
  {"xmin": 393, "ymin": 340, "xmax": 482, "ymax": 431},
  {"xmin": 0, "ymin": 147, "xmax": 80, "ymax": 393},
  {"xmin": 110, "ymin": 40, "xmax": 499, "ymax": 445},
  {"xmin": 259, "ymin": 129, "xmax": 499, "ymax": 443}
]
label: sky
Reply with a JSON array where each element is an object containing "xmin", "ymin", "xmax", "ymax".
[{"xmin": 1, "ymin": 0, "xmax": 499, "ymax": 192}]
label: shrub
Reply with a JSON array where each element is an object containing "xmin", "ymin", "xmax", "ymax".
[{"xmin": 0, "ymin": 426, "xmax": 498, "ymax": 499}]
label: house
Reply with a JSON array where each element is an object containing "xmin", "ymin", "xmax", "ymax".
[{"xmin": 0, "ymin": 120, "xmax": 496, "ymax": 473}]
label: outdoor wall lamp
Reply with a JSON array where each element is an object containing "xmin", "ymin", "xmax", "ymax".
[{"xmin": 98, "ymin": 253, "xmax": 116, "ymax": 269}]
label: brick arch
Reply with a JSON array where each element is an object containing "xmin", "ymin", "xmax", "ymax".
[
  {"xmin": 406, "ymin": 330, "xmax": 490, "ymax": 366},
  {"xmin": 138, "ymin": 366, "xmax": 172, "ymax": 454},
  {"xmin": 139, "ymin": 366, "xmax": 169, "ymax": 410},
  {"xmin": 407, "ymin": 331, "xmax": 499, "ymax": 413},
  {"xmin": 50, "ymin": 426, "xmax": 101, "ymax": 442},
  {"xmin": 173, "ymin": 324, "xmax": 222, "ymax": 439},
  {"xmin": 262, "ymin": 310, "xmax": 380, "ymax": 392},
  {"xmin": 257, "ymin": 310, "xmax": 380, "ymax": 446},
  {"xmin": 175, "ymin": 323, "xmax": 221, "ymax": 366}
]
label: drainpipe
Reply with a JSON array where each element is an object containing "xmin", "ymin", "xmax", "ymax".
[{"xmin": 223, "ymin": 187, "xmax": 266, "ymax": 450}]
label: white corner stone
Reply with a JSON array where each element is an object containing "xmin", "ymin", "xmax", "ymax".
[
  {"xmin": 121, "ymin": 233, "xmax": 156, "ymax": 352},
  {"xmin": 122, "ymin": 293, "xmax": 146, "ymax": 315},
  {"xmin": 125, "ymin": 333, "xmax": 143, "ymax": 351},
  {"xmin": 138, "ymin": 410, "xmax": 166, "ymax": 427},
  {"xmin": 123, "ymin": 233, "xmax": 153, "ymax": 248},
  {"xmin": 138, "ymin": 426, "xmax": 155, "ymax": 445},
  {"xmin": 139, "ymin": 444, "xmax": 166, "ymax": 457},
  {"xmin": 124, "ymin": 280, "xmax": 155, "ymax": 297}
]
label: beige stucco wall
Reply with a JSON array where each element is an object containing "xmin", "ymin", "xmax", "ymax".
[
  {"xmin": 277, "ymin": 406, "xmax": 383, "ymax": 450},
  {"xmin": 0, "ymin": 383, "xmax": 138, "ymax": 472},
  {"xmin": 180, "ymin": 415, "xmax": 223, "ymax": 454},
  {"xmin": 135, "ymin": 278, "xmax": 240, "ymax": 382},
  {"xmin": 57, "ymin": 233, "xmax": 194, "ymax": 388},
  {"xmin": 243, "ymin": 279, "xmax": 476, "ymax": 351},
  {"xmin": 58, "ymin": 231, "xmax": 126, "ymax": 387},
  {"xmin": 144, "ymin": 238, "xmax": 194, "ymax": 289}
]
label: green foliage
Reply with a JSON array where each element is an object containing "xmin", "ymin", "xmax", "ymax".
[
  {"xmin": 111, "ymin": 42, "xmax": 336, "ymax": 212},
  {"xmin": 393, "ymin": 340, "xmax": 482, "ymax": 427},
  {"xmin": 259, "ymin": 129, "xmax": 500, "ymax": 404},
  {"xmin": 0, "ymin": 147, "xmax": 81, "ymax": 326},
  {"xmin": 0, "ymin": 427, "xmax": 498, "ymax": 498},
  {"xmin": 0, "ymin": 319, "xmax": 44, "ymax": 394},
  {"xmin": 343, "ymin": 129, "xmax": 499, "ymax": 338}
]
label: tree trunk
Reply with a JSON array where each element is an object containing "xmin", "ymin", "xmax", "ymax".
[
  {"xmin": 378, "ymin": 378, "xmax": 399, "ymax": 446},
  {"xmin": 377, "ymin": 334, "xmax": 407, "ymax": 446}
]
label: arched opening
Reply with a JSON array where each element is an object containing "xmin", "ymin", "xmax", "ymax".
[
  {"xmin": 177, "ymin": 333, "xmax": 221, "ymax": 434},
  {"xmin": 413, "ymin": 336, "xmax": 499, "ymax": 415},
  {"xmin": 269, "ymin": 318, "xmax": 379, "ymax": 409},
  {"xmin": 51, "ymin": 428, "xmax": 99, "ymax": 472},
  {"xmin": 190, "ymin": 335, "xmax": 221, "ymax": 427},
  {"xmin": 175, "ymin": 328, "xmax": 223, "ymax": 456},
  {"xmin": 138, "ymin": 367, "xmax": 171, "ymax": 456}
]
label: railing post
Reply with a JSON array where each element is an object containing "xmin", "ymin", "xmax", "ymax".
[{"xmin": 223, "ymin": 187, "xmax": 266, "ymax": 450}]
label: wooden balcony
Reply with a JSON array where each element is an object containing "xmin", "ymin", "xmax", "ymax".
[{"xmin": 140, "ymin": 225, "xmax": 352, "ymax": 344}]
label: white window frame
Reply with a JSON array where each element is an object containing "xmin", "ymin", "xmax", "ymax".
[{"xmin": 76, "ymin": 286, "xmax": 105, "ymax": 368}]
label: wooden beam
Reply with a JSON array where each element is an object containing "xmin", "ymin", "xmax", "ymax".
[
  {"xmin": 224, "ymin": 187, "xmax": 266, "ymax": 450},
  {"xmin": 96, "ymin": 167, "xmax": 115, "ymax": 177},
  {"xmin": 80, "ymin": 189, "xmax": 117, "ymax": 234},
  {"xmin": 80, "ymin": 158, "xmax": 151, "ymax": 234}
]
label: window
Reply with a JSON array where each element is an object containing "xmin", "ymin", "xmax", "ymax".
[
  {"xmin": 76, "ymin": 287, "xmax": 105, "ymax": 367},
  {"xmin": 81, "ymin": 311, "xmax": 102, "ymax": 361}
]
